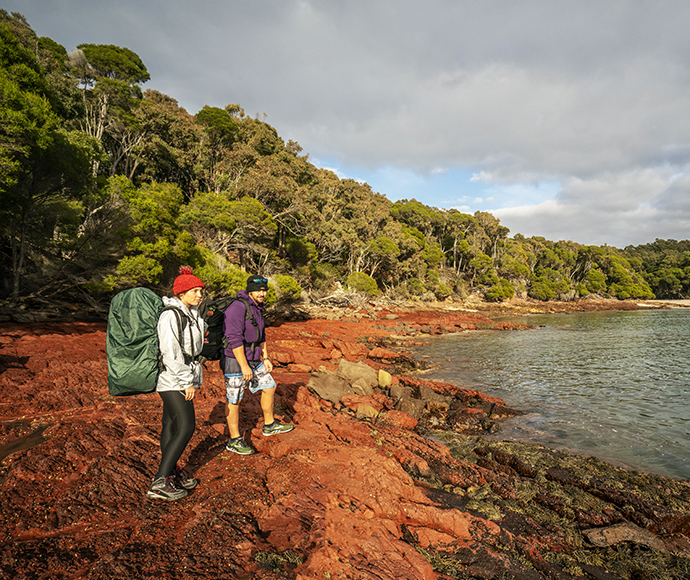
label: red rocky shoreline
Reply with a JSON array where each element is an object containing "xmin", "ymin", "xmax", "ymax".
[{"xmin": 1, "ymin": 298, "xmax": 689, "ymax": 579}]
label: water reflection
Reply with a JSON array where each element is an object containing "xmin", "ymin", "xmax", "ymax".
[{"xmin": 415, "ymin": 309, "xmax": 690, "ymax": 480}]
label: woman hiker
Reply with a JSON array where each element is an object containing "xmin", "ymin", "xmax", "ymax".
[
  {"xmin": 222, "ymin": 274, "xmax": 294, "ymax": 455},
  {"xmin": 147, "ymin": 266, "xmax": 208, "ymax": 501}
]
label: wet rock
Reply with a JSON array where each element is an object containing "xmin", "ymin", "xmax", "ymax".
[{"xmin": 398, "ymin": 397, "xmax": 427, "ymax": 419}]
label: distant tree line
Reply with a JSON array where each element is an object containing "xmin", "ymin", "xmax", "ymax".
[{"xmin": 2, "ymin": 11, "xmax": 684, "ymax": 306}]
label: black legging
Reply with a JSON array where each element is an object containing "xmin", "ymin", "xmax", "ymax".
[{"xmin": 156, "ymin": 390, "xmax": 196, "ymax": 479}]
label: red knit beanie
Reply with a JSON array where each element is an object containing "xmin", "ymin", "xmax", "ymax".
[{"xmin": 173, "ymin": 266, "xmax": 204, "ymax": 295}]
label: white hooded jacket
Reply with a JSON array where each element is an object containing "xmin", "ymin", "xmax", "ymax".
[{"xmin": 156, "ymin": 296, "xmax": 207, "ymax": 392}]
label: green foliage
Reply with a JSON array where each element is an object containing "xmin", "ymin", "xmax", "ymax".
[
  {"xmin": 623, "ymin": 239, "xmax": 690, "ymax": 298},
  {"xmin": 310, "ymin": 262, "xmax": 340, "ymax": 291},
  {"xmin": 585, "ymin": 269, "xmax": 607, "ymax": 294},
  {"xmin": 275, "ymin": 274, "xmax": 302, "ymax": 302},
  {"xmin": 529, "ymin": 268, "xmax": 570, "ymax": 301},
  {"xmin": 435, "ymin": 283, "xmax": 453, "ymax": 300},
  {"xmin": 76, "ymin": 43, "xmax": 150, "ymax": 84},
  {"xmin": 346, "ymin": 271, "xmax": 378, "ymax": 296},
  {"xmin": 286, "ymin": 236, "xmax": 318, "ymax": 266},
  {"xmin": 406, "ymin": 277, "xmax": 425, "ymax": 296},
  {"xmin": 192, "ymin": 249, "xmax": 247, "ymax": 296},
  {"xmin": 103, "ymin": 180, "xmax": 192, "ymax": 289},
  {"xmin": 485, "ymin": 278, "xmax": 515, "ymax": 302}
]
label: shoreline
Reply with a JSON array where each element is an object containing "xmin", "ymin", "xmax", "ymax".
[
  {"xmin": 405, "ymin": 301, "xmax": 690, "ymax": 482},
  {"xmin": 1, "ymin": 297, "xmax": 689, "ymax": 578}
]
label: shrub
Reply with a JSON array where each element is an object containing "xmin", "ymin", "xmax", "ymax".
[
  {"xmin": 194, "ymin": 249, "xmax": 247, "ymax": 296},
  {"xmin": 286, "ymin": 237, "xmax": 318, "ymax": 266},
  {"xmin": 585, "ymin": 269, "xmax": 606, "ymax": 294},
  {"xmin": 528, "ymin": 279, "xmax": 556, "ymax": 301},
  {"xmin": 346, "ymin": 271, "xmax": 378, "ymax": 297},
  {"xmin": 406, "ymin": 277, "xmax": 425, "ymax": 296},
  {"xmin": 275, "ymin": 274, "xmax": 302, "ymax": 302},
  {"xmin": 485, "ymin": 279, "xmax": 515, "ymax": 302},
  {"xmin": 435, "ymin": 283, "xmax": 453, "ymax": 300},
  {"xmin": 310, "ymin": 262, "xmax": 340, "ymax": 291}
]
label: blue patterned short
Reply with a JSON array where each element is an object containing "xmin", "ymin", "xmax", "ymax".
[{"xmin": 221, "ymin": 357, "xmax": 276, "ymax": 405}]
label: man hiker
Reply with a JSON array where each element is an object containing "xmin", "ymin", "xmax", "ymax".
[{"xmin": 222, "ymin": 275, "xmax": 294, "ymax": 455}]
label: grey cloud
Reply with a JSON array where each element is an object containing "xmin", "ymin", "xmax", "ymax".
[{"xmin": 7, "ymin": 0, "xmax": 690, "ymax": 245}]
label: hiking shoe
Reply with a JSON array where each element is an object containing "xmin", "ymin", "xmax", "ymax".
[
  {"xmin": 262, "ymin": 421, "xmax": 294, "ymax": 437},
  {"xmin": 146, "ymin": 475, "xmax": 188, "ymax": 501},
  {"xmin": 174, "ymin": 465, "xmax": 198, "ymax": 490},
  {"xmin": 225, "ymin": 437, "xmax": 256, "ymax": 455}
]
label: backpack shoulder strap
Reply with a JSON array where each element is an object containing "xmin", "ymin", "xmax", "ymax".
[
  {"xmin": 233, "ymin": 297, "xmax": 261, "ymax": 351},
  {"xmin": 235, "ymin": 297, "xmax": 259, "ymax": 327},
  {"xmin": 160, "ymin": 305, "xmax": 192, "ymax": 364}
]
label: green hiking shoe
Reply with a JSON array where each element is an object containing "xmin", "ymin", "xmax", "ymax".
[
  {"xmin": 262, "ymin": 421, "xmax": 294, "ymax": 437},
  {"xmin": 225, "ymin": 436, "xmax": 256, "ymax": 455}
]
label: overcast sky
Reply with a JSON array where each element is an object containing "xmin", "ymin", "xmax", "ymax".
[{"xmin": 5, "ymin": 0, "xmax": 690, "ymax": 248}]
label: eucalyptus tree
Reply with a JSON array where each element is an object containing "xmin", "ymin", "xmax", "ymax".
[
  {"xmin": 194, "ymin": 105, "xmax": 238, "ymax": 192},
  {"xmin": 0, "ymin": 16, "xmax": 100, "ymax": 300},
  {"xmin": 68, "ymin": 43, "xmax": 150, "ymax": 175}
]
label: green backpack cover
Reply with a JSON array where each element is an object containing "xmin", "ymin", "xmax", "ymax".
[{"xmin": 106, "ymin": 287, "xmax": 165, "ymax": 396}]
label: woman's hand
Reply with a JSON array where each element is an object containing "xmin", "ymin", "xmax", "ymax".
[
  {"xmin": 263, "ymin": 358, "xmax": 274, "ymax": 373},
  {"xmin": 184, "ymin": 386, "xmax": 196, "ymax": 401}
]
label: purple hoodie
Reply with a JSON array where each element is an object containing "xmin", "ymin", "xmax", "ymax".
[{"xmin": 222, "ymin": 290, "xmax": 266, "ymax": 361}]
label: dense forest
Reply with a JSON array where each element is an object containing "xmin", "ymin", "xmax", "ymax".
[{"xmin": 2, "ymin": 11, "xmax": 689, "ymax": 311}]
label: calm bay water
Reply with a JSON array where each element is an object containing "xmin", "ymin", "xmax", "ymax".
[{"xmin": 414, "ymin": 308, "xmax": 690, "ymax": 480}]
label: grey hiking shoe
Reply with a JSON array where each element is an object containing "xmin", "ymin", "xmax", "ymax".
[
  {"xmin": 146, "ymin": 475, "xmax": 188, "ymax": 501},
  {"xmin": 225, "ymin": 436, "xmax": 256, "ymax": 455},
  {"xmin": 174, "ymin": 465, "xmax": 198, "ymax": 490},
  {"xmin": 262, "ymin": 421, "xmax": 294, "ymax": 437}
]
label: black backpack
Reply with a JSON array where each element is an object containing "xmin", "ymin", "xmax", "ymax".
[{"xmin": 198, "ymin": 296, "xmax": 261, "ymax": 361}]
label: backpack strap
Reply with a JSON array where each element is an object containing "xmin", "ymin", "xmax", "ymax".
[
  {"xmin": 160, "ymin": 305, "xmax": 193, "ymax": 365},
  {"xmin": 235, "ymin": 297, "xmax": 262, "ymax": 357}
]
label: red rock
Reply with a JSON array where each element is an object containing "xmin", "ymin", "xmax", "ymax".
[
  {"xmin": 0, "ymin": 311, "xmax": 684, "ymax": 580},
  {"xmin": 340, "ymin": 394, "xmax": 384, "ymax": 411},
  {"xmin": 377, "ymin": 410, "xmax": 418, "ymax": 430},
  {"xmin": 288, "ymin": 363, "xmax": 312, "ymax": 373},
  {"xmin": 368, "ymin": 346, "xmax": 400, "ymax": 360}
]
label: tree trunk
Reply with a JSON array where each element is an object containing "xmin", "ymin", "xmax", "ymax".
[{"xmin": 10, "ymin": 212, "xmax": 27, "ymax": 302}]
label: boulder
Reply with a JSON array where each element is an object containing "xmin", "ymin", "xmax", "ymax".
[
  {"xmin": 307, "ymin": 369, "xmax": 353, "ymax": 404},
  {"xmin": 389, "ymin": 383, "xmax": 411, "ymax": 402},
  {"xmin": 398, "ymin": 398, "xmax": 427, "ymax": 419},
  {"xmin": 417, "ymin": 384, "xmax": 451, "ymax": 404},
  {"xmin": 336, "ymin": 358, "xmax": 378, "ymax": 388},
  {"xmin": 355, "ymin": 404, "xmax": 380, "ymax": 421},
  {"xmin": 378, "ymin": 369, "xmax": 393, "ymax": 388},
  {"xmin": 351, "ymin": 377, "xmax": 374, "ymax": 396}
]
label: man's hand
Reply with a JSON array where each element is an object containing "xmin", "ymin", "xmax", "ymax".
[
  {"xmin": 240, "ymin": 364, "xmax": 254, "ymax": 381},
  {"xmin": 263, "ymin": 358, "xmax": 274, "ymax": 373}
]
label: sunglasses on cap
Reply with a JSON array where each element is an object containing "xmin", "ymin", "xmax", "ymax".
[{"xmin": 251, "ymin": 277, "xmax": 268, "ymax": 284}]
